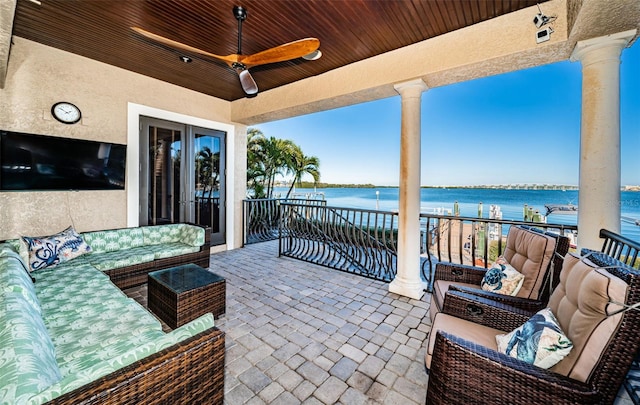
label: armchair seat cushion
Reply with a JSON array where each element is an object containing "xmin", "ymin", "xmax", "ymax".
[{"xmin": 426, "ymin": 312, "xmax": 502, "ymax": 369}]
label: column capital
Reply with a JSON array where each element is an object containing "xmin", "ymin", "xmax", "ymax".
[
  {"xmin": 394, "ymin": 79, "xmax": 428, "ymax": 97},
  {"xmin": 571, "ymin": 29, "xmax": 637, "ymax": 64}
]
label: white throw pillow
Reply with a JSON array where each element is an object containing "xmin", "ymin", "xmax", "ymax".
[{"xmin": 21, "ymin": 226, "xmax": 92, "ymax": 271}]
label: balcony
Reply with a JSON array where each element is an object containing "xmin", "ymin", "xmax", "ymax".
[{"xmin": 127, "ymin": 239, "xmax": 634, "ymax": 404}]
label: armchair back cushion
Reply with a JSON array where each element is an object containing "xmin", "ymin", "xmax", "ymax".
[
  {"xmin": 502, "ymin": 226, "xmax": 556, "ymax": 300},
  {"xmin": 547, "ymin": 252, "xmax": 628, "ymax": 382}
]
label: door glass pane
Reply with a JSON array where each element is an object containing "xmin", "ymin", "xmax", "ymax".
[
  {"xmin": 141, "ymin": 117, "xmax": 226, "ymax": 245},
  {"xmin": 193, "ymin": 133, "xmax": 221, "ymax": 232},
  {"xmin": 149, "ymin": 126, "xmax": 182, "ymax": 225}
]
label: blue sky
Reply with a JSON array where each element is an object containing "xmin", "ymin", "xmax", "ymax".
[{"xmin": 256, "ymin": 41, "xmax": 639, "ymax": 187}]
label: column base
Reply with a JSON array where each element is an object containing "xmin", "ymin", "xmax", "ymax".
[{"xmin": 388, "ymin": 278, "xmax": 428, "ymax": 300}]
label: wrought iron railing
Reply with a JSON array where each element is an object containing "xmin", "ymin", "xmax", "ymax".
[
  {"xmin": 275, "ymin": 202, "xmax": 579, "ymax": 289},
  {"xmin": 194, "ymin": 196, "xmax": 220, "ymax": 230},
  {"xmin": 419, "ymin": 214, "xmax": 578, "ymax": 287},
  {"xmin": 279, "ymin": 203, "xmax": 400, "ymax": 282},
  {"xmin": 593, "ymin": 228, "xmax": 640, "ymax": 269},
  {"xmin": 242, "ymin": 198, "xmax": 326, "ymax": 245}
]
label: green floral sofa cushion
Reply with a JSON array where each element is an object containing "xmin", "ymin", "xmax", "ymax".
[
  {"xmin": 31, "ymin": 265, "xmax": 163, "ymax": 378},
  {"xmin": 0, "ymin": 248, "xmax": 41, "ymax": 314},
  {"xmin": 84, "ymin": 247, "xmax": 155, "ymax": 271},
  {"xmin": 142, "ymin": 224, "xmax": 205, "ymax": 247},
  {"xmin": 142, "ymin": 224, "xmax": 182, "ymax": 245},
  {"xmin": 179, "ymin": 224, "xmax": 205, "ymax": 247},
  {"xmin": 33, "ymin": 265, "xmax": 126, "ymax": 316},
  {"xmin": 29, "ymin": 314, "xmax": 215, "ymax": 404},
  {"xmin": 0, "ymin": 292, "xmax": 61, "ymax": 405},
  {"xmin": 144, "ymin": 243, "xmax": 200, "ymax": 260},
  {"xmin": 0, "ymin": 243, "xmax": 20, "ymax": 257},
  {"xmin": 82, "ymin": 228, "xmax": 144, "ymax": 254},
  {"xmin": 32, "ymin": 260, "xmax": 109, "ymax": 287},
  {"xmin": 3, "ymin": 239, "xmax": 30, "ymax": 266},
  {"xmin": 54, "ymin": 327, "xmax": 164, "ymax": 377},
  {"xmin": 45, "ymin": 299, "xmax": 162, "ymax": 355},
  {"xmin": 0, "ymin": 224, "xmax": 211, "ymax": 404},
  {"xmin": 37, "ymin": 279, "xmax": 128, "ymax": 316}
]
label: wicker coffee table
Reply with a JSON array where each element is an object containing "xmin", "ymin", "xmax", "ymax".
[{"xmin": 148, "ymin": 263, "xmax": 225, "ymax": 329}]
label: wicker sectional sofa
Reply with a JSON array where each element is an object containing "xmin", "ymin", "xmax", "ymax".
[{"xmin": 0, "ymin": 223, "xmax": 224, "ymax": 405}]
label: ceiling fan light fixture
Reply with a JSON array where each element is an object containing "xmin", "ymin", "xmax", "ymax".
[
  {"xmin": 302, "ymin": 50, "xmax": 322, "ymax": 61},
  {"xmin": 238, "ymin": 69, "xmax": 258, "ymax": 95}
]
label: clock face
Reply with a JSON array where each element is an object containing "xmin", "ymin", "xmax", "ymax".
[{"xmin": 51, "ymin": 102, "xmax": 81, "ymax": 124}]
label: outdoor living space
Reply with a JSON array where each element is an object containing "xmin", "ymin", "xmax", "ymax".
[{"xmin": 125, "ymin": 240, "xmax": 635, "ymax": 405}]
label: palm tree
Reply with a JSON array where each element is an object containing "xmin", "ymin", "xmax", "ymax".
[
  {"xmin": 247, "ymin": 128, "xmax": 268, "ymax": 198},
  {"xmin": 285, "ymin": 148, "xmax": 320, "ymax": 198},
  {"xmin": 195, "ymin": 146, "xmax": 219, "ymax": 199},
  {"xmin": 246, "ymin": 128, "xmax": 320, "ymax": 199},
  {"xmin": 265, "ymin": 138, "xmax": 298, "ymax": 198}
]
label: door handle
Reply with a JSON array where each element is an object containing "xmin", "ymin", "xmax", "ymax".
[{"xmin": 466, "ymin": 304, "xmax": 484, "ymax": 316}]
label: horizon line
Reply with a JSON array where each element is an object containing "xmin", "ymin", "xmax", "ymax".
[{"xmin": 279, "ymin": 182, "xmax": 640, "ymax": 190}]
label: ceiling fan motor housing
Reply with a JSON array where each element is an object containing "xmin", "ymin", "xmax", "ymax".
[{"xmin": 233, "ymin": 6, "xmax": 247, "ymax": 21}]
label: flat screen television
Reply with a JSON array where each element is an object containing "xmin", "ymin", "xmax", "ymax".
[{"xmin": 0, "ymin": 130, "xmax": 126, "ymax": 191}]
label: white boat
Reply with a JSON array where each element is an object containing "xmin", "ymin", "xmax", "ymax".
[{"xmin": 545, "ymin": 204, "xmax": 578, "ymax": 216}]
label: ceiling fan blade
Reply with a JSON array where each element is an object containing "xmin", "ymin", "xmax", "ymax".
[
  {"xmin": 238, "ymin": 69, "xmax": 258, "ymax": 95},
  {"xmin": 241, "ymin": 38, "xmax": 320, "ymax": 67},
  {"xmin": 131, "ymin": 26, "xmax": 239, "ymax": 65}
]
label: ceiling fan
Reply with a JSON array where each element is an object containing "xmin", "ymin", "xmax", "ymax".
[{"xmin": 132, "ymin": 5, "xmax": 321, "ymax": 96}]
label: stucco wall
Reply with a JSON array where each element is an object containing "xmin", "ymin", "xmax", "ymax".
[{"xmin": 0, "ymin": 37, "xmax": 236, "ymax": 240}]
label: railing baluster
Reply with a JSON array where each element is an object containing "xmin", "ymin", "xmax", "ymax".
[{"xmin": 268, "ymin": 199, "xmax": 585, "ymax": 287}]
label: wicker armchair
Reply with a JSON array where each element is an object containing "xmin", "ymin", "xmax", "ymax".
[
  {"xmin": 425, "ymin": 251, "xmax": 640, "ymax": 405},
  {"xmin": 430, "ymin": 225, "xmax": 570, "ymax": 322}
]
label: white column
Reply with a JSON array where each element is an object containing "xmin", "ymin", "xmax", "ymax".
[
  {"xmin": 570, "ymin": 30, "xmax": 636, "ymax": 250},
  {"xmin": 389, "ymin": 79, "xmax": 428, "ymax": 299}
]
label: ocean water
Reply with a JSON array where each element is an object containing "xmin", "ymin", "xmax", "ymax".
[{"xmin": 276, "ymin": 187, "xmax": 640, "ymax": 242}]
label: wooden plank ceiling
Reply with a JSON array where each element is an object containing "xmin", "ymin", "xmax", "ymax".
[{"xmin": 12, "ymin": 0, "xmax": 544, "ymax": 101}]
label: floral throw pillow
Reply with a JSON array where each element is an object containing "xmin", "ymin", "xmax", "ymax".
[
  {"xmin": 496, "ymin": 307, "xmax": 573, "ymax": 369},
  {"xmin": 481, "ymin": 258, "xmax": 525, "ymax": 296},
  {"xmin": 22, "ymin": 226, "xmax": 92, "ymax": 271}
]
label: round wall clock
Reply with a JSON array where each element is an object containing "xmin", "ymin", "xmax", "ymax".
[{"xmin": 51, "ymin": 102, "xmax": 82, "ymax": 124}]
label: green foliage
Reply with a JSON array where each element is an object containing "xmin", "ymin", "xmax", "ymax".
[
  {"xmin": 488, "ymin": 240, "xmax": 507, "ymax": 263},
  {"xmin": 246, "ymin": 128, "xmax": 321, "ymax": 199},
  {"xmin": 621, "ymin": 256, "xmax": 640, "ymax": 270},
  {"xmin": 195, "ymin": 146, "xmax": 220, "ymax": 198}
]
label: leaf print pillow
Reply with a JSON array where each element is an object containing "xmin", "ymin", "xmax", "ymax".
[{"xmin": 496, "ymin": 307, "xmax": 573, "ymax": 369}]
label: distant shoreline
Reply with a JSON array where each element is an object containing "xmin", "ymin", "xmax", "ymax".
[{"xmin": 288, "ymin": 182, "xmax": 639, "ymax": 191}]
